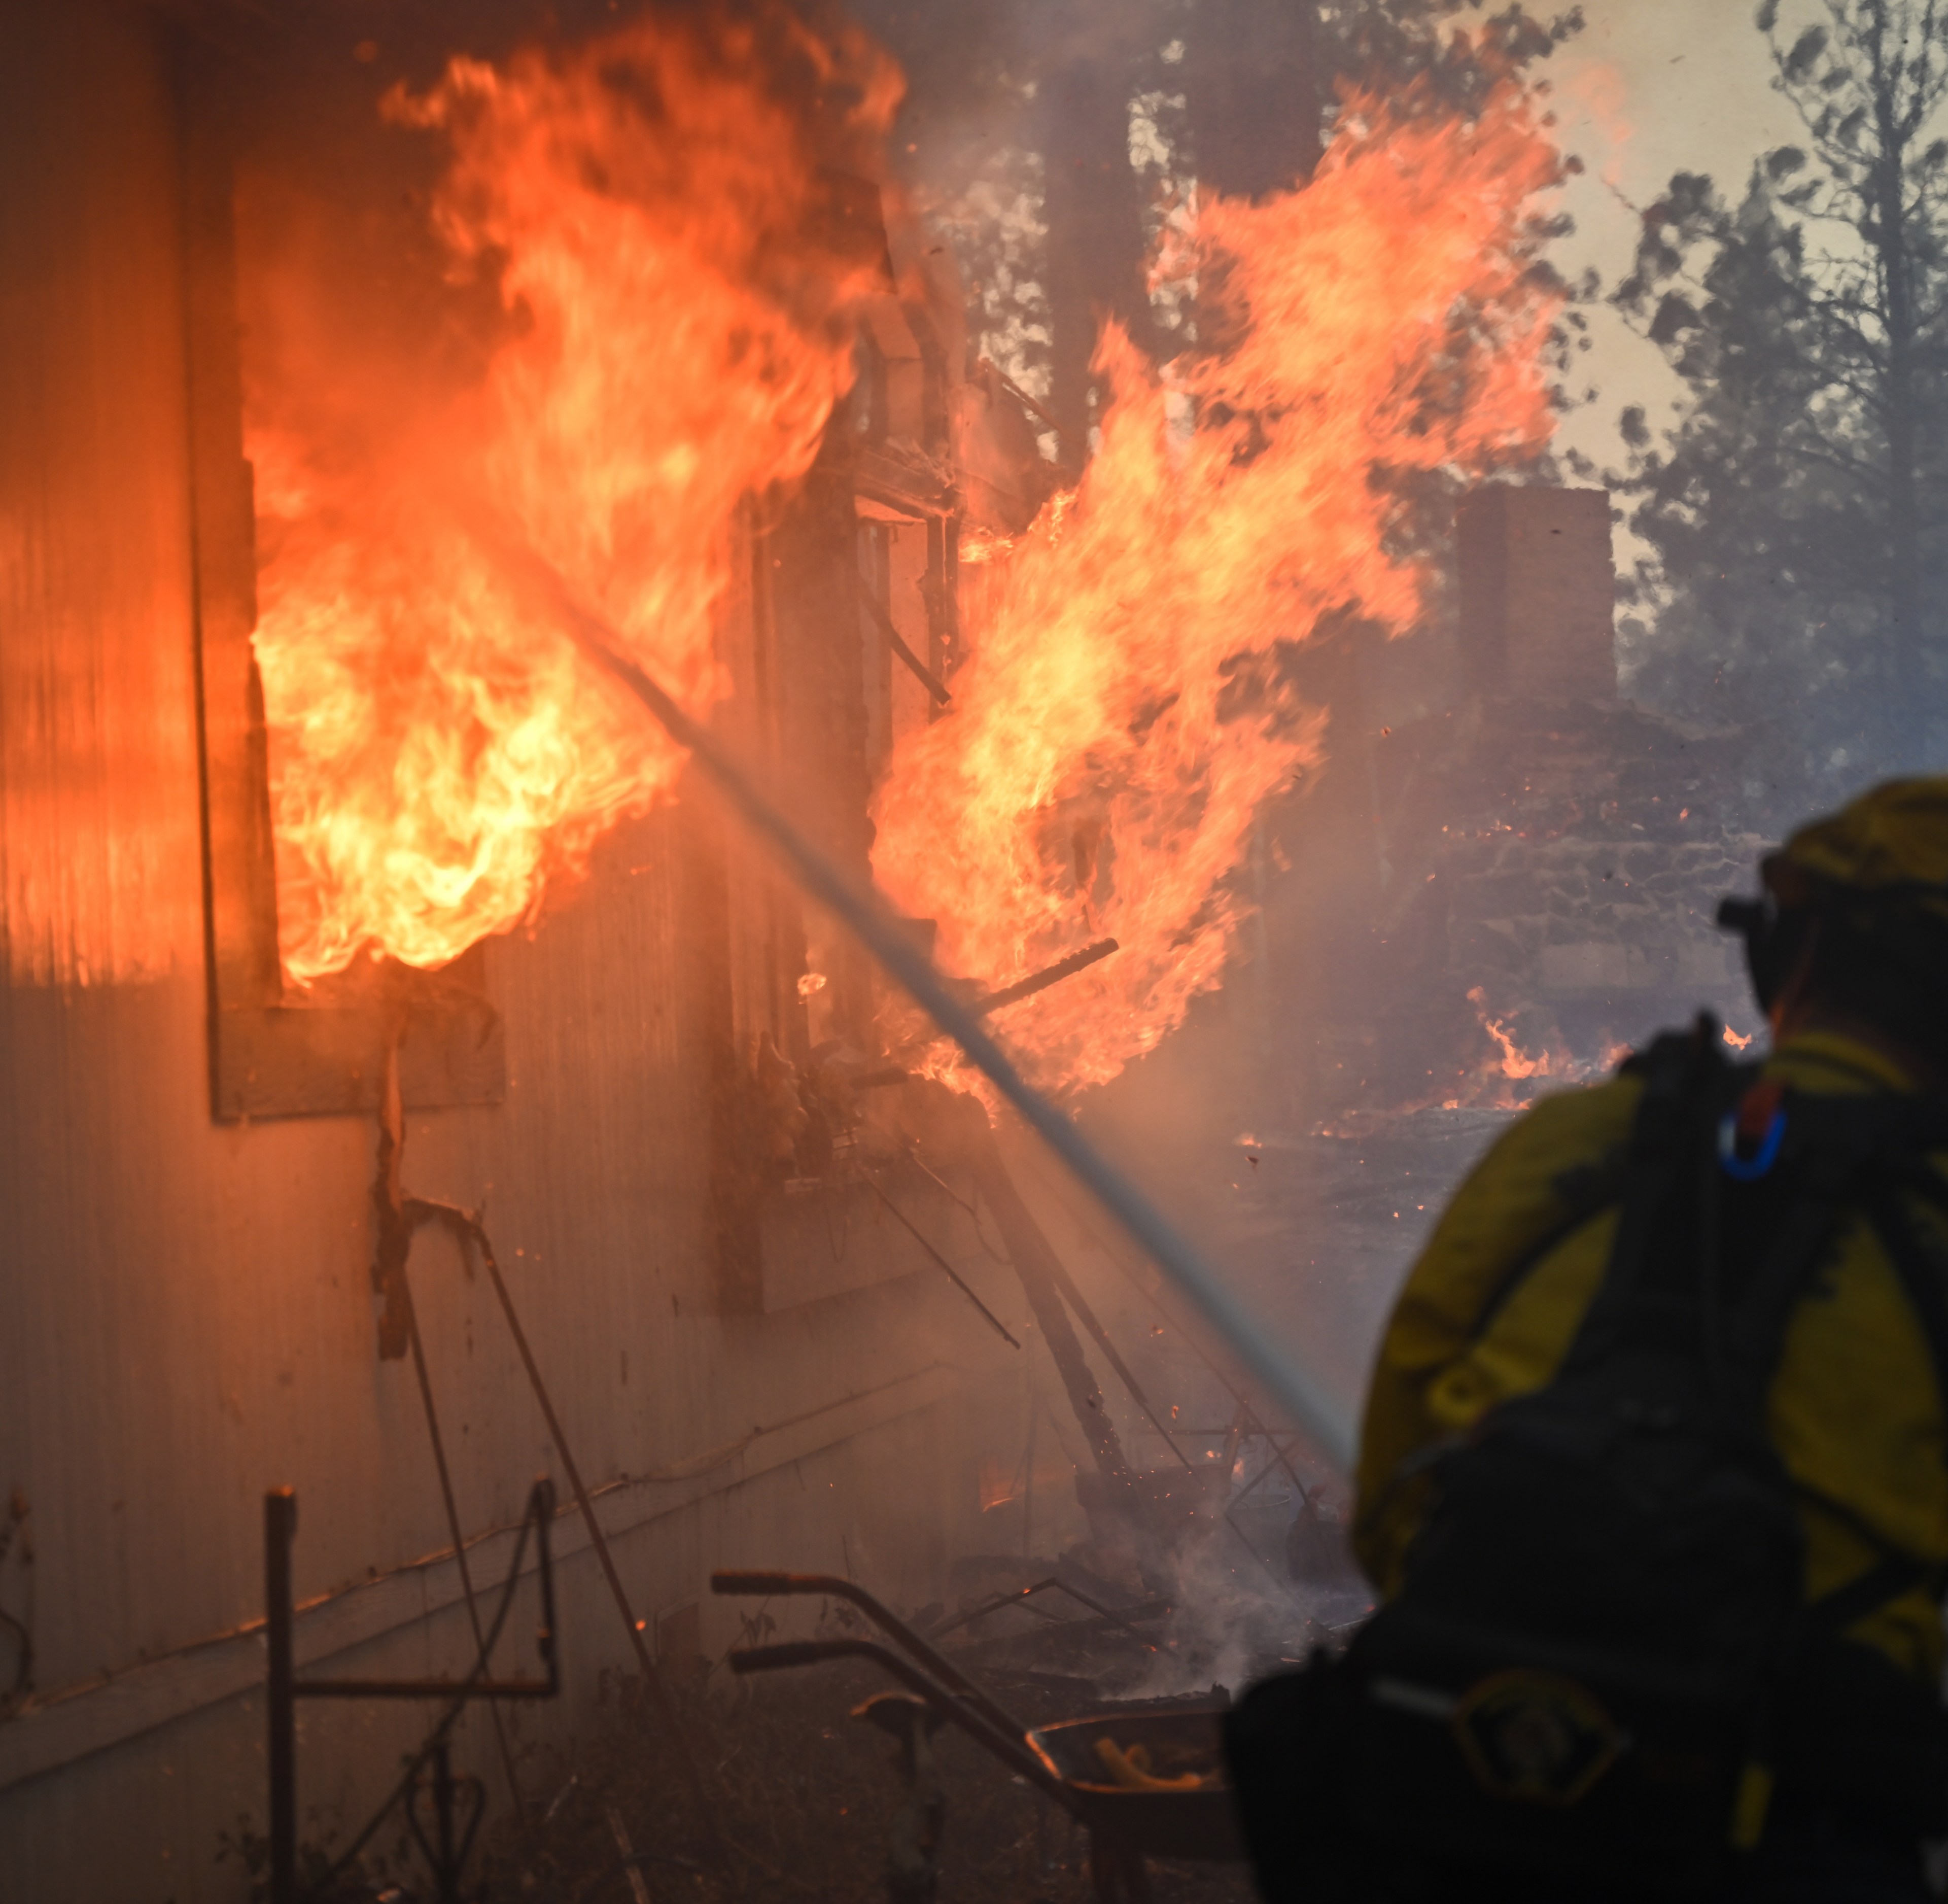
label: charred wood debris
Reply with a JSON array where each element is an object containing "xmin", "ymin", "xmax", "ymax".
[
  {"xmin": 460, "ymin": 1651, "xmax": 1262, "ymax": 1904},
  {"xmin": 323, "ymin": 951, "xmax": 1361, "ymax": 1902},
  {"xmin": 406, "ymin": 1516, "xmax": 1349, "ymax": 1904}
]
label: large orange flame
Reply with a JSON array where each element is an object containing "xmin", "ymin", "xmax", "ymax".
[
  {"xmin": 246, "ymin": 11, "xmax": 898, "ymax": 981},
  {"xmin": 871, "ymin": 80, "xmax": 1566, "ymax": 1092}
]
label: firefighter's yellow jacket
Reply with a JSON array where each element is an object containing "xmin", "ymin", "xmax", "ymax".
[{"xmin": 1353, "ymin": 1028, "xmax": 1948, "ymax": 1684}]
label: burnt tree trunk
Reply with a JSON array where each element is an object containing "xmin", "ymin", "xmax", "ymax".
[
  {"xmin": 1185, "ymin": 0, "xmax": 1323, "ymax": 200},
  {"xmin": 1871, "ymin": 105, "xmax": 1925, "ymax": 760},
  {"xmin": 1036, "ymin": 6, "xmax": 1161, "ymax": 454}
]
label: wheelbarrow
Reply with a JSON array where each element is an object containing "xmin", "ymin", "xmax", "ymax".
[{"xmin": 711, "ymin": 1569, "xmax": 1243, "ymax": 1902}]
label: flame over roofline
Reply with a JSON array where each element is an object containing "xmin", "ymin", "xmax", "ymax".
[{"xmin": 477, "ymin": 506, "xmax": 1359, "ymax": 1478}]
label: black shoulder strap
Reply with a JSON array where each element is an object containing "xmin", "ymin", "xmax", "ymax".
[
  {"xmin": 1750, "ymin": 1092, "xmax": 1948, "ymax": 1415},
  {"xmin": 1549, "ymin": 1068, "xmax": 1948, "ymax": 1630},
  {"xmin": 1465, "ymin": 1156, "xmax": 1630, "ymax": 1349},
  {"xmin": 1906, "ymin": 1163, "xmax": 1948, "ymax": 1222},
  {"xmin": 1562, "ymin": 1020, "xmax": 1741, "ymax": 1375},
  {"xmin": 1793, "ymin": 1146, "xmax": 1948, "ymax": 1636},
  {"xmin": 1713, "ymin": 1090, "xmax": 1948, "ymax": 1422},
  {"xmin": 1761, "ymin": 1109, "xmax": 1948, "ymax": 1632},
  {"xmin": 1719, "ymin": 1152, "xmax": 1862, "ymax": 1424},
  {"xmin": 1636, "ymin": 1077, "xmax": 1948, "ymax": 1425},
  {"xmin": 1862, "ymin": 1175, "xmax": 1948, "ymax": 1442},
  {"xmin": 1805, "ymin": 1552, "xmax": 1937, "ymax": 1637}
]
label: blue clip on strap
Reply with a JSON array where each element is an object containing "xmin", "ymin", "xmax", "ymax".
[{"xmin": 1719, "ymin": 1106, "xmax": 1786, "ymax": 1181}]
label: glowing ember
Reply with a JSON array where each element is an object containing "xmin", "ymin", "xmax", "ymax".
[
  {"xmin": 977, "ymin": 1455, "xmax": 1020, "ymax": 1513},
  {"xmin": 1471, "ymin": 987, "xmax": 1554, "ymax": 1083},
  {"xmin": 246, "ymin": 11, "xmax": 898, "ymax": 981},
  {"xmin": 1452, "ymin": 987, "xmax": 1630, "ymax": 1107},
  {"xmin": 869, "ymin": 75, "xmax": 1567, "ymax": 1093}
]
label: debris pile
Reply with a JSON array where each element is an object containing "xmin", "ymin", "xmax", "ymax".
[
  {"xmin": 462, "ymin": 1650, "xmax": 1260, "ymax": 1904},
  {"xmin": 1283, "ymin": 685, "xmax": 1768, "ymax": 1132},
  {"xmin": 1398, "ymin": 696, "xmax": 1765, "ymax": 1076}
]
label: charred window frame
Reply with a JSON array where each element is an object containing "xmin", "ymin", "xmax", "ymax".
[
  {"xmin": 706, "ymin": 476, "xmax": 984, "ymax": 1320},
  {"xmin": 178, "ymin": 53, "xmax": 503, "ymax": 1123},
  {"xmin": 703, "ymin": 194, "xmax": 982, "ymax": 1315}
]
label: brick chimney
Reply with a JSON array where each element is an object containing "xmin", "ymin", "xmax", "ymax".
[{"xmin": 1456, "ymin": 487, "xmax": 1616, "ymax": 699}]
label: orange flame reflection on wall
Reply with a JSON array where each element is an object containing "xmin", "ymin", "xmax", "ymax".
[
  {"xmin": 248, "ymin": 12, "xmax": 897, "ymax": 981},
  {"xmin": 872, "ymin": 80, "xmax": 1565, "ymax": 1094}
]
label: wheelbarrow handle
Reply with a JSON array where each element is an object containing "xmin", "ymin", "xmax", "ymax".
[
  {"xmin": 727, "ymin": 1638, "xmax": 1080, "ymax": 1815},
  {"xmin": 711, "ymin": 1569, "xmax": 1026, "ymax": 1740},
  {"xmin": 729, "ymin": 1639, "xmax": 871, "ymax": 1675},
  {"xmin": 711, "ymin": 1570, "xmax": 803, "ymax": 1596}
]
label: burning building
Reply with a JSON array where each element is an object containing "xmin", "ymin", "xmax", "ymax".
[
  {"xmin": 0, "ymin": 10, "xmax": 1072, "ymax": 1893},
  {"xmin": 0, "ymin": 2, "xmax": 1623, "ymax": 1897}
]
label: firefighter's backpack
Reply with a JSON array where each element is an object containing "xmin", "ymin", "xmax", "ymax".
[{"xmin": 1225, "ymin": 1021, "xmax": 1948, "ymax": 1900}]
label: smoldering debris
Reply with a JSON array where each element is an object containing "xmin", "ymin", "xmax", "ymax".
[
  {"xmin": 459, "ymin": 1655, "xmax": 1259, "ymax": 1904},
  {"xmin": 304, "ymin": 1433, "xmax": 1356, "ymax": 1901},
  {"xmin": 908, "ymin": 1534, "xmax": 1362, "ymax": 1718},
  {"xmin": 245, "ymin": 1396, "xmax": 1353, "ymax": 1904}
]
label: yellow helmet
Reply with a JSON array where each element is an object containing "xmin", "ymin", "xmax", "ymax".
[
  {"xmin": 1720, "ymin": 777, "xmax": 1948, "ymax": 1015},
  {"xmin": 1769, "ymin": 777, "xmax": 1948, "ymax": 914}
]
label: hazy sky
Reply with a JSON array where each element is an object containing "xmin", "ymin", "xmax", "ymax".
[{"xmin": 1545, "ymin": 0, "xmax": 1808, "ymax": 493}]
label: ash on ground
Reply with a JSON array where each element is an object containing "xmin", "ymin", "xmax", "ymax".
[
  {"xmin": 468, "ymin": 1660, "xmax": 1238, "ymax": 1903},
  {"xmin": 457, "ymin": 1510, "xmax": 1363, "ymax": 1903}
]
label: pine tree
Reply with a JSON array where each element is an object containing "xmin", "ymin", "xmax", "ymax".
[{"xmin": 1614, "ymin": 0, "xmax": 1948, "ymax": 799}]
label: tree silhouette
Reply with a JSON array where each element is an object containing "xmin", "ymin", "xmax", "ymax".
[{"xmin": 1614, "ymin": 0, "xmax": 1948, "ymax": 798}]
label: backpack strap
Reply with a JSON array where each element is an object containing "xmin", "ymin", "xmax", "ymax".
[
  {"xmin": 1561, "ymin": 1019, "xmax": 1741, "ymax": 1376},
  {"xmin": 1804, "ymin": 1552, "xmax": 1939, "ymax": 1637},
  {"xmin": 1793, "ymin": 1473, "xmax": 1948, "ymax": 1655},
  {"xmin": 1718, "ymin": 1156, "xmax": 1862, "ymax": 1425},
  {"xmin": 1694, "ymin": 1087, "xmax": 1935, "ymax": 1420},
  {"xmin": 1862, "ymin": 1170, "xmax": 1948, "ymax": 1448},
  {"xmin": 1747, "ymin": 1104, "xmax": 1948, "ymax": 1635},
  {"xmin": 1742, "ymin": 1092, "xmax": 1948, "ymax": 1415},
  {"xmin": 1464, "ymin": 1155, "xmax": 1631, "ymax": 1349}
]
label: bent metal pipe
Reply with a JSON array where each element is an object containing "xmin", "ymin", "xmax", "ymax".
[{"xmin": 471, "ymin": 511, "xmax": 1359, "ymax": 1479}]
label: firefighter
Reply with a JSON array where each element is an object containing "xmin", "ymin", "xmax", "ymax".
[{"xmin": 1227, "ymin": 777, "xmax": 1948, "ymax": 1901}]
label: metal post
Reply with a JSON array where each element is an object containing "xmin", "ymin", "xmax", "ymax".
[
  {"xmin": 922, "ymin": 515, "xmax": 959, "ymax": 719},
  {"xmin": 533, "ymin": 1476, "xmax": 558, "ymax": 1683},
  {"xmin": 432, "ymin": 1741, "xmax": 458, "ymax": 1904},
  {"xmin": 262, "ymin": 1475, "xmax": 558, "ymax": 1904},
  {"xmin": 265, "ymin": 1487, "xmax": 298, "ymax": 1904}
]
